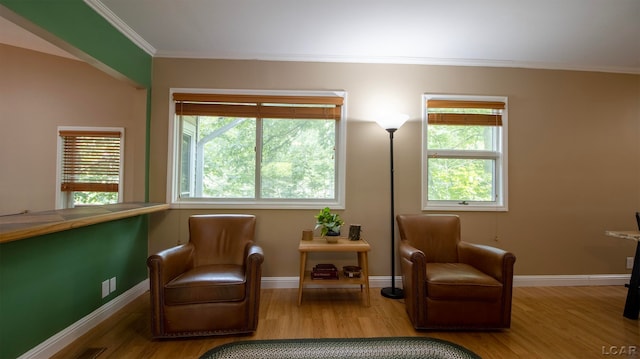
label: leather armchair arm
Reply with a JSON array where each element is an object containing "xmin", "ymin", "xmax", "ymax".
[
  {"xmin": 399, "ymin": 240, "xmax": 427, "ymax": 267},
  {"xmin": 399, "ymin": 240, "xmax": 427, "ymax": 294},
  {"xmin": 399, "ymin": 240, "xmax": 427, "ymax": 328},
  {"xmin": 147, "ymin": 243, "xmax": 195, "ymax": 336},
  {"xmin": 244, "ymin": 243, "xmax": 264, "ymax": 330},
  {"xmin": 147, "ymin": 243, "xmax": 195, "ymax": 286},
  {"xmin": 245, "ymin": 243, "xmax": 264, "ymax": 274},
  {"xmin": 458, "ymin": 241, "xmax": 516, "ymax": 282}
]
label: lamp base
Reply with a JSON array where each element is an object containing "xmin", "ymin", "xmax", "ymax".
[{"xmin": 381, "ymin": 287, "xmax": 404, "ymax": 299}]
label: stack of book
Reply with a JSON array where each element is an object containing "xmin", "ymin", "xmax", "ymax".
[{"xmin": 311, "ymin": 263, "xmax": 339, "ymax": 280}]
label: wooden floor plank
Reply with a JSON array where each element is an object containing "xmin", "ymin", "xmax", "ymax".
[{"xmin": 51, "ymin": 286, "xmax": 639, "ymax": 359}]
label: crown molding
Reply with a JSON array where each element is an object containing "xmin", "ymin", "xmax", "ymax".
[
  {"xmin": 83, "ymin": 0, "xmax": 156, "ymax": 56},
  {"xmin": 154, "ymin": 50, "xmax": 640, "ymax": 75}
]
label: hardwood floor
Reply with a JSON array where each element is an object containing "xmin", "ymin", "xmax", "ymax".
[{"xmin": 51, "ymin": 286, "xmax": 639, "ymax": 359}]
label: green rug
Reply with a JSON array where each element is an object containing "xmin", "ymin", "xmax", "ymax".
[{"xmin": 200, "ymin": 337, "xmax": 481, "ymax": 359}]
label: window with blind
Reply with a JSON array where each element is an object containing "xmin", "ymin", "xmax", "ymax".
[
  {"xmin": 57, "ymin": 127, "xmax": 124, "ymax": 208},
  {"xmin": 169, "ymin": 90, "xmax": 346, "ymax": 208},
  {"xmin": 423, "ymin": 95, "xmax": 508, "ymax": 211}
]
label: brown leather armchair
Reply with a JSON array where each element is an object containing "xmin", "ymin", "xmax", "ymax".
[
  {"xmin": 396, "ymin": 214, "xmax": 516, "ymax": 330},
  {"xmin": 147, "ymin": 214, "xmax": 264, "ymax": 338}
]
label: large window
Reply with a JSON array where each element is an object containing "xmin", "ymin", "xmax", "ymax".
[
  {"xmin": 168, "ymin": 90, "xmax": 346, "ymax": 208},
  {"xmin": 423, "ymin": 95, "xmax": 508, "ymax": 211},
  {"xmin": 56, "ymin": 127, "xmax": 124, "ymax": 208}
]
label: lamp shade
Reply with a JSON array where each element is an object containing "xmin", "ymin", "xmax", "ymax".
[{"xmin": 375, "ymin": 113, "xmax": 409, "ymax": 130}]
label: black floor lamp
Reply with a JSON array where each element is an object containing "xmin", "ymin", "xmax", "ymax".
[{"xmin": 376, "ymin": 114, "xmax": 408, "ymax": 299}]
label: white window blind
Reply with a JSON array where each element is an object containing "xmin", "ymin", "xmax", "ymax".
[
  {"xmin": 172, "ymin": 93, "xmax": 343, "ymax": 120},
  {"xmin": 59, "ymin": 130, "xmax": 122, "ymax": 193}
]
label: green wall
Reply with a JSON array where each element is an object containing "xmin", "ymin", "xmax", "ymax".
[
  {"xmin": 0, "ymin": 217, "xmax": 148, "ymax": 358},
  {"xmin": 0, "ymin": 1, "xmax": 154, "ymax": 358}
]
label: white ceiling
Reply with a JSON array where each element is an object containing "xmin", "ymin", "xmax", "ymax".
[
  {"xmin": 92, "ymin": 0, "xmax": 640, "ymax": 73},
  {"xmin": 2, "ymin": 0, "xmax": 640, "ymax": 74}
]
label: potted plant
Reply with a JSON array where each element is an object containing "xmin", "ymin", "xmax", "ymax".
[{"xmin": 314, "ymin": 207, "xmax": 344, "ymax": 237}]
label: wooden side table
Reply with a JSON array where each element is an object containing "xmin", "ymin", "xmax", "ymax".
[{"xmin": 298, "ymin": 237, "xmax": 371, "ymax": 306}]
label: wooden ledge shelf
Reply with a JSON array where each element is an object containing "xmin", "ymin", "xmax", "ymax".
[{"xmin": 0, "ymin": 202, "xmax": 169, "ymax": 243}]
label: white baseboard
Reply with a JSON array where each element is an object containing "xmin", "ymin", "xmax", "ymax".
[
  {"xmin": 18, "ymin": 279, "xmax": 150, "ymax": 359},
  {"xmin": 262, "ymin": 274, "xmax": 632, "ymax": 289},
  {"xmin": 24, "ymin": 273, "xmax": 632, "ymax": 358},
  {"xmin": 513, "ymin": 274, "xmax": 631, "ymax": 287}
]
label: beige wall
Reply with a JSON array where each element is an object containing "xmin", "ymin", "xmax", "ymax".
[
  {"xmin": 0, "ymin": 44, "xmax": 147, "ymax": 214},
  {"xmin": 2, "ymin": 40, "xmax": 637, "ymax": 277},
  {"xmin": 149, "ymin": 58, "xmax": 640, "ymax": 277}
]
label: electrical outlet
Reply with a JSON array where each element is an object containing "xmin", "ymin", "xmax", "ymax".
[
  {"xmin": 627, "ymin": 257, "xmax": 634, "ymax": 270},
  {"xmin": 109, "ymin": 277, "xmax": 116, "ymax": 293},
  {"xmin": 101, "ymin": 280, "xmax": 110, "ymax": 298}
]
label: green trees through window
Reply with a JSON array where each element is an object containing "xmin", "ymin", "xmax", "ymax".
[
  {"xmin": 195, "ymin": 116, "xmax": 256, "ymax": 198},
  {"xmin": 262, "ymin": 118, "xmax": 335, "ymax": 199},
  {"xmin": 179, "ymin": 115, "xmax": 337, "ymax": 200},
  {"xmin": 427, "ymin": 125, "xmax": 496, "ymax": 202}
]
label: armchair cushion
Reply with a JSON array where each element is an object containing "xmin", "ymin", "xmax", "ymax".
[
  {"xmin": 426, "ymin": 263, "xmax": 502, "ymax": 301},
  {"xmin": 164, "ymin": 264, "xmax": 246, "ymax": 305}
]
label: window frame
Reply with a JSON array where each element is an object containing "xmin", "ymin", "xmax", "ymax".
[
  {"xmin": 56, "ymin": 126, "xmax": 125, "ymax": 209},
  {"xmin": 166, "ymin": 88, "xmax": 347, "ymax": 209},
  {"xmin": 422, "ymin": 94, "xmax": 508, "ymax": 212}
]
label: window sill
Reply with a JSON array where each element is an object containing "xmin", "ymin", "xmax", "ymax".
[
  {"xmin": 169, "ymin": 200, "xmax": 345, "ymax": 210},
  {"xmin": 423, "ymin": 204, "xmax": 508, "ymax": 212}
]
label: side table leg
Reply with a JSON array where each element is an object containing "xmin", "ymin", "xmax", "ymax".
[
  {"xmin": 298, "ymin": 252, "xmax": 307, "ymax": 306},
  {"xmin": 359, "ymin": 251, "xmax": 371, "ymax": 307},
  {"xmin": 623, "ymin": 242, "xmax": 640, "ymax": 319}
]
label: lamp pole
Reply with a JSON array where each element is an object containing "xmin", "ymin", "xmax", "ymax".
[{"xmin": 381, "ymin": 127, "xmax": 404, "ymax": 299}]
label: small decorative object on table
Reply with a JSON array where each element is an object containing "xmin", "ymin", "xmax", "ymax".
[
  {"xmin": 325, "ymin": 236, "xmax": 338, "ymax": 244},
  {"xmin": 343, "ymin": 265, "xmax": 362, "ymax": 278},
  {"xmin": 348, "ymin": 224, "xmax": 361, "ymax": 241},
  {"xmin": 301, "ymin": 229, "xmax": 313, "ymax": 241},
  {"xmin": 314, "ymin": 207, "xmax": 344, "ymax": 239}
]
